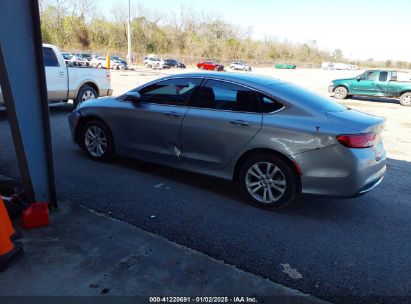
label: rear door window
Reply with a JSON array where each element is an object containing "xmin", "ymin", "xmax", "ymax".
[
  {"xmin": 189, "ymin": 79, "xmax": 261, "ymax": 113},
  {"xmin": 258, "ymin": 94, "xmax": 284, "ymax": 113}
]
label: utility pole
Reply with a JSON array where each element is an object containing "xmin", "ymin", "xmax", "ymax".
[{"xmin": 127, "ymin": 0, "xmax": 132, "ymax": 63}]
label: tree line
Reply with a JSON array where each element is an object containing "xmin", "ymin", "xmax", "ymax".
[{"xmin": 39, "ymin": 0, "xmax": 411, "ymax": 69}]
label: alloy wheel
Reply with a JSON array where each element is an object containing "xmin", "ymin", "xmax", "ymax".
[
  {"xmin": 402, "ymin": 95, "xmax": 411, "ymax": 105},
  {"xmin": 245, "ymin": 162, "xmax": 286, "ymax": 204},
  {"xmin": 84, "ymin": 125, "xmax": 108, "ymax": 157},
  {"xmin": 82, "ymin": 90, "xmax": 96, "ymax": 101},
  {"xmin": 335, "ymin": 87, "xmax": 346, "ymax": 99}
]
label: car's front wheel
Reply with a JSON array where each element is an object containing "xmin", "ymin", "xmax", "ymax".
[
  {"xmin": 239, "ymin": 154, "xmax": 299, "ymax": 209},
  {"xmin": 334, "ymin": 86, "xmax": 349, "ymax": 99},
  {"xmin": 81, "ymin": 120, "xmax": 114, "ymax": 161}
]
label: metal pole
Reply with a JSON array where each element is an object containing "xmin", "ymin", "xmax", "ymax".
[
  {"xmin": 0, "ymin": 0, "xmax": 57, "ymax": 208},
  {"xmin": 127, "ymin": 0, "xmax": 132, "ymax": 63}
]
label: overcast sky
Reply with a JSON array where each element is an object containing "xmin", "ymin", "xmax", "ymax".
[{"xmin": 97, "ymin": 0, "xmax": 410, "ymax": 62}]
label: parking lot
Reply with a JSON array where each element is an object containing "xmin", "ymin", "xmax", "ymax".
[
  {"xmin": 110, "ymin": 66, "xmax": 411, "ymax": 162},
  {"xmin": 1, "ymin": 67, "xmax": 411, "ymax": 302}
]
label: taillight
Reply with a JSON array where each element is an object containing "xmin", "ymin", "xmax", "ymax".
[
  {"xmin": 106, "ymin": 70, "xmax": 111, "ymax": 81},
  {"xmin": 337, "ymin": 133, "xmax": 377, "ymax": 148}
]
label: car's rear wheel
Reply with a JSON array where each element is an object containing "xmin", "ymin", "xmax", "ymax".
[
  {"xmin": 239, "ymin": 154, "xmax": 299, "ymax": 209},
  {"xmin": 199, "ymin": 66, "xmax": 204, "ymax": 70},
  {"xmin": 334, "ymin": 86, "xmax": 349, "ymax": 99},
  {"xmin": 214, "ymin": 66, "xmax": 219, "ymax": 71},
  {"xmin": 74, "ymin": 85, "xmax": 98, "ymax": 107},
  {"xmin": 400, "ymin": 92, "xmax": 411, "ymax": 106},
  {"xmin": 81, "ymin": 120, "xmax": 114, "ymax": 161}
]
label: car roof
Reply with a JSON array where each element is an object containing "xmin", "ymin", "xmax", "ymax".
[{"xmin": 156, "ymin": 72, "xmax": 286, "ymax": 86}]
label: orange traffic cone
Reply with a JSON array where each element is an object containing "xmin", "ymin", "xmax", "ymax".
[
  {"xmin": 105, "ymin": 53, "xmax": 111, "ymax": 69},
  {"xmin": 0, "ymin": 196, "xmax": 16, "ymax": 238},
  {"xmin": 0, "ymin": 197, "xmax": 23, "ymax": 271}
]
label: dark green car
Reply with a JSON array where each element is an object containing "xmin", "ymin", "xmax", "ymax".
[
  {"xmin": 275, "ymin": 64, "xmax": 296, "ymax": 69},
  {"xmin": 328, "ymin": 70, "xmax": 411, "ymax": 106}
]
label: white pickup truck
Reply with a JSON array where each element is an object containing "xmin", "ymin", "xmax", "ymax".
[{"xmin": 0, "ymin": 44, "xmax": 112, "ymax": 107}]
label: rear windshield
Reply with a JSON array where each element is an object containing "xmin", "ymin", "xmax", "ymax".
[{"xmin": 268, "ymin": 83, "xmax": 347, "ymax": 112}]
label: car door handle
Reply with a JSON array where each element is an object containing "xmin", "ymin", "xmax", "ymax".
[
  {"xmin": 58, "ymin": 71, "xmax": 65, "ymax": 76},
  {"xmin": 163, "ymin": 111, "xmax": 182, "ymax": 118},
  {"xmin": 230, "ymin": 120, "xmax": 251, "ymax": 126}
]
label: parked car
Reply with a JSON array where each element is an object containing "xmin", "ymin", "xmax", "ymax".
[
  {"xmin": 75, "ymin": 53, "xmax": 92, "ymax": 61},
  {"xmin": 230, "ymin": 61, "xmax": 252, "ymax": 71},
  {"xmin": 333, "ymin": 63, "xmax": 350, "ymax": 70},
  {"xmin": 70, "ymin": 54, "xmax": 90, "ymax": 66},
  {"xmin": 197, "ymin": 61, "xmax": 224, "ymax": 71},
  {"xmin": 112, "ymin": 55, "xmax": 127, "ymax": 66},
  {"xmin": 275, "ymin": 64, "xmax": 296, "ymax": 69},
  {"xmin": 144, "ymin": 56, "xmax": 170, "ymax": 69},
  {"xmin": 164, "ymin": 59, "xmax": 186, "ymax": 69},
  {"xmin": 91, "ymin": 56, "xmax": 127, "ymax": 70},
  {"xmin": 321, "ymin": 62, "xmax": 334, "ymax": 70},
  {"xmin": 62, "ymin": 52, "xmax": 73, "ymax": 65},
  {"xmin": 68, "ymin": 72, "xmax": 386, "ymax": 209},
  {"xmin": 329, "ymin": 70, "xmax": 411, "ymax": 106},
  {"xmin": 0, "ymin": 44, "xmax": 112, "ymax": 107}
]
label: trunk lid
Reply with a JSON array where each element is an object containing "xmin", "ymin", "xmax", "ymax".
[{"xmin": 326, "ymin": 109, "xmax": 385, "ymax": 155}]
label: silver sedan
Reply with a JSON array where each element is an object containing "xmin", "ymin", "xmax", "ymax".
[{"xmin": 68, "ymin": 72, "xmax": 386, "ymax": 209}]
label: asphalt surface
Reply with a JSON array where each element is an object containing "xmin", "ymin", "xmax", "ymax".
[{"xmin": 1, "ymin": 104, "xmax": 411, "ymax": 303}]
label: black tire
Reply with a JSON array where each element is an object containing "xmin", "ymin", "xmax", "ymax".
[
  {"xmin": 400, "ymin": 92, "xmax": 411, "ymax": 106},
  {"xmin": 239, "ymin": 154, "xmax": 299, "ymax": 209},
  {"xmin": 199, "ymin": 66, "xmax": 204, "ymax": 70},
  {"xmin": 334, "ymin": 86, "xmax": 349, "ymax": 99},
  {"xmin": 74, "ymin": 85, "xmax": 98, "ymax": 107},
  {"xmin": 80, "ymin": 120, "xmax": 115, "ymax": 162},
  {"xmin": 97, "ymin": 63, "xmax": 102, "ymax": 68}
]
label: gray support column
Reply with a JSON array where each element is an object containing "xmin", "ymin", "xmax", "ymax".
[{"xmin": 0, "ymin": 0, "xmax": 57, "ymax": 207}]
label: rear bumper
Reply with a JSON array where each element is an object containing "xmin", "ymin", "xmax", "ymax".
[
  {"xmin": 354, "ymin": 172, "xmax": 385, "ymax": 197},
  {"xmin": 294, "ymin": 144, "xmax": 387, "ymax": 198}
]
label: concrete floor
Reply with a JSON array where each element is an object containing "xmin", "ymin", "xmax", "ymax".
[{"xmin": 0, "ymin": 199, "xmax": 326, "ymax": 303}]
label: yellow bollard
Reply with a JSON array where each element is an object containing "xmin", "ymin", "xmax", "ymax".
[{"xmin": 105, "ymin": 54, "xmax": 111, "ymax": 69}]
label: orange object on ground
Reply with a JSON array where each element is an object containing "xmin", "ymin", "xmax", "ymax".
[
  {"xmin": 22, "ymin": 202, "xmax": 49, "ymax": 229},
  {"xmin": 0, "ymin": 196, "xmax": 15, "ymax": 238},
  {"xmin": 0, "ymin": 197, "xmax": 23, "ymax": 272},
  {"xmin": 105, "ymin": 54, "xmax": 110, "ymax": 69},
  {"xmin": 0, "ymin": 228, "xmax": 14, "ymax": 256}
]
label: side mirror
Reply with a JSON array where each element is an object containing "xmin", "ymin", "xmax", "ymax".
[
  {"xmin": 356, "ymin": 77, "xmax": 361, "ymax": 81},
  {"xmin": 124, "ymin": 91, "xmax": 141, "ymax": 102}
]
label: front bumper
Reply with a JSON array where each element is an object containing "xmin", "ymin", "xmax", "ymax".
[
  {"xmin": 328, "ymin": 85, "xmax": 335, "ymax": 93},
  {"xmin": 68, "ymin": 110, "xmax": 82, "ymax": 144}
]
